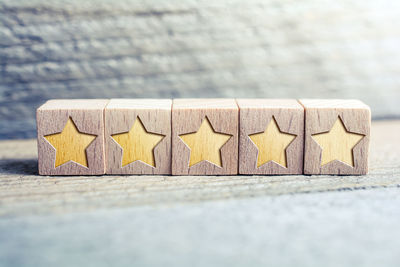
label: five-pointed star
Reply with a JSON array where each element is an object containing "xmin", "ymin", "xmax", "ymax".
[
  {"xmin": 179, "ymin": 117, "xmax": 232, "ymax": 167},
  {"xmin": 111, "ymin": 117, "xmax": 165, "ymax": 167},
  {"xmin": 249, "ymin": 117, "xmax": 296, "ymax": 168},
  {"xmin": 312, "ymin": 116, "xmax": 364, "ymax": 167},
  {"xmin": 44, "ymin": 117, "xmax": 97, "ymax": 168}
]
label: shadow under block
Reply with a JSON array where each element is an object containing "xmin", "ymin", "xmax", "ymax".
[
  {"xmin": 299, "ymin": 99, "xmax": 371, "ymax": 175},
  {"xmin": 37, "ymin": 99, "xmax": 108, "ymax": 175},
  {"xmin": 105, "ymin": 99, "xmax": 172, "ymax": 174},
  {"xmin": 172, "ymin": 99, "xmax": 239, "ymax": 175},
  {"xmin": 237, "ymin": 99, "xmax": 304, "ymax": 175}
]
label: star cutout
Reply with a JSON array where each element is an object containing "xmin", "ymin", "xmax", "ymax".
[
  {"xmin": 111, "ymin": 117, "xmax": 165, "ymax": 167},
  {"xmin": 44, "ymin": 117, "xmax": 97, "ymax": 168},
  {"xmin": 179, "ymin": 117, "xmax": 232, "ymax": 167},
  {"xmin": 249, "ymin": 116, "xmax": 296, "ymax": 168},
  {"xmin": 312, "ymin": 116, "xmax": 365, "ymax": 167}
]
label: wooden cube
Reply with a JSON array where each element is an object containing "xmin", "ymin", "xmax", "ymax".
[
  {"xmin": 172, "ymin": 99, "xmax": 238, "ymax": 175},
  {"xmin": 105, "ymin": 99, "xmax": 172, "ymax": 174},
  {"xmin": 237, "ymin": 99, "xmax": 304, "ymax": 175},
  {"xmin": 37, "ymin": 99, "xmax": 108, "ymax": 175},
  {"xmin": 299, "ymin": 99, "xmax": 371, "ymax": 175}
]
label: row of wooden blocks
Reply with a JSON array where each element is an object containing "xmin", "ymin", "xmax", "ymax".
[{"xmin": 37, "ymin": 99, "xmax": 371, "ymax": 176}]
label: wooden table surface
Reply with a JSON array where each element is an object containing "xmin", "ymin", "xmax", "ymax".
[{"xmin": 1, "ymin": 120, "xmax": 400, "ymax": 267}]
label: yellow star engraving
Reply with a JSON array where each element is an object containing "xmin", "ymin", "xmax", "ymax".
[
  {"xmin": 249, "ymin": 117, "xmax": 296, "ymax": 168},
  {"xmin": 179, "ymin": 117, "xmax": 232, "ymax": 167},
  {"xmin": 312, "ymin": 116, "xmax": 365, "ymax": 167},
  {"xmin": 44, "ymin": 118, "xmax": 97, "ymax": 168},
  {"xmin": 111, "ymin": 117, "xmax": 165, "ymax": 167}
]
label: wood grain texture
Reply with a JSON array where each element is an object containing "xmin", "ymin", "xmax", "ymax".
[
  {"xmin": 172, "ymin": 99, "xmax": 238, "ymax": 175},
  {"xmin": 2, "ymin": 0, "xmax": 400, "ymax": 140},
  {"xmin": 44, "ymin": 118, "xmax": 97, "ymax": 168},
  {"xmin": 299, "ymin": 99, "xmax": 371, "ymax": 175},
  {"xmin": 312, "ymin": 117, "xmax": 364, "ymax": 167},
  {"xmin": 0, "ymin": 120, "xmax": 399, "ymax": 217},
  {"xmin": 36, "ymin": 99, "xmax": 108, "ymax": 175},
  {"xmin": 237, "ymin": 99, "xmax": 304, "ymax": 174},
  {"xmin": 179, "ymin": 117, "xmax": 232, "ymax": 168},
  {"xmin": 2, "ymin": 122, "xmax": 400, "ymax": 267},
  {"xmin": 105, "ymin": 99, "xmax": 171, "ymax": 174}
]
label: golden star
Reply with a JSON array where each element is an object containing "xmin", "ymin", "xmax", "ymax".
[
  {"xmin": 179, "ymin": 117, "xmax": 232, "ymax": 167},
  {"xmin": 249, "ymin": 117, "xmax": 296, "ymax": 168},
  {"xmin": 312, "ymin": 116, "xmax": 365, "ymax": 167},
  {"xmin": 44, "ymin": 117, "xmax": 97, "ymax": 168},
  {"xmin": 111, "ymin": 117, "xmax": 165, "ymax": 167}
]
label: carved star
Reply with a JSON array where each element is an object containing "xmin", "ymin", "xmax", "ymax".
[
  {"xmin": 312, "ymin": 116, "xmax": 365, "ymax": 167},
  {"xmin": 112, "ymin": 117, "xmax": 164, "ymax": 167},
  {"xmin": 249, "ymin": 116, "xmax": 296, "ymax": 168},
  {"xmin": 179, "ymin": 117, "xmax": 232, "ymax": 167},
  {"xmin": 44, "ymin": 117, "xmax": 97, "ymax": 168}
]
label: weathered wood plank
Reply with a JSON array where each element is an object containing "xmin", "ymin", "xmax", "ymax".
[
  {"xmin": 0, "ymin": 120, "xmax": 399, "ymax": 216},
  {"xmin": 0, "ymin": 120, "xmax": 400, "ymax": 267},
  {"xmin": 1, "ymin": 0, "xmax": 400, "ymax": 139}
]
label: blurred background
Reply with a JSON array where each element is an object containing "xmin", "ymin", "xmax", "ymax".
[
  {"xmin": 2, "ymin": 2, "xmax": 400, "ymax": 267},
  {"xmin": 1, "ymin": 0, "xmax": 400, "ymax": 139}
]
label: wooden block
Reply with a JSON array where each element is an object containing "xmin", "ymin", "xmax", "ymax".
[
  {"xmin": 172, "ymin": 99, "xmax": 238, "ymax": 175},
  {"xmin": 105, "ymin": 99, "xmax": 172, "ymax": 174},
  {"xmin": 237, "ymin": 99, "xmax": 304, "ymax": 175},
  {"xmin": 37, "ymin": 99, "xmax": 108, "ymax": 175},
  {"xmin": 299, "ymin": 99, "xmax": 371, "ymax": 175}
]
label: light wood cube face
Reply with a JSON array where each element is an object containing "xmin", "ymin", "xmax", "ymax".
[
  {"xmin": 300, "ymin": 99, "xmax": 371, "ymax": 175},
  {"xmin": 172, "ymin": 99, "xmax": 239, "ymax": 175},
  {"xmin": 37, "ymin": 99, "xmax": 108, "ymax": 175},
  {"xmin": 105, "ymin": 99, "xmax": 172, "ymax": 175},
  {"xmin": 237, "ymin": 99, "xmax": 304, "ymax": 175}
]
